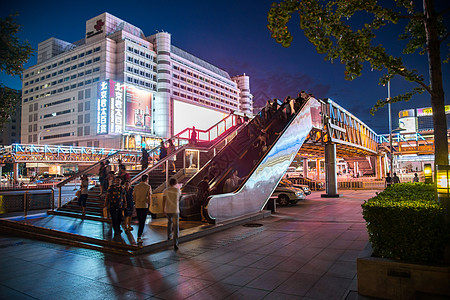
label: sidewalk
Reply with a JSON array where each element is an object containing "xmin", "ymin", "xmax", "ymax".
[{"xmin": 0, "ymin": 190, "xmax": 376, "ymax": 299}]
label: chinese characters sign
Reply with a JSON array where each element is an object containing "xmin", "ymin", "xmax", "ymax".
[{"xmin": 96, "ymin": 81, "xmax": 109, "ymax": 134}]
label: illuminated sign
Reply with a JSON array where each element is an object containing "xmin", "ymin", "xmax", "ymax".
[
  {"xmin": 399, "ymin": 117, "xmax": 417, "ymax": 133},
  {"xmin": 124, "ymin": 86, "xmax": 152, "ymax": 134},
  {"xmin": 97, "ymin": 80, "xmax": 124, "ymax": 135},
  {"xmin": 417, "ymin": 105, "xmax": 450, "ymax": 117},
  {"xmin": 399, "ymin": 109, "xmax": 415, "ymax": 118},
  {"xmin": 96, "ymin": 81, "xmax": 109, "ymax": 134},
  {"xmin": 110, "ymin": 82, "xmax": 124, "ymax": 134}
]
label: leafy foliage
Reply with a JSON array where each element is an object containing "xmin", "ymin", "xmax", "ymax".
[
  {"xmin": 0, "ymin": 14, "xmax": 33, "ymax": 128},
  {"xmin": 362, "ymin": 183, "xmax": 448, "ymax": 263},
  {"xmin": 267, "ymin": 0, "xmax": 449, "ymax": 113},
  {"xmin": 0, "ymin": 14, "xmax": 33, "ymax": 76}
]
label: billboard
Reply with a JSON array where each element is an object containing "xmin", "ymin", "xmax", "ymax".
[
  {"xmin": 96, "ymin": 80, "xmax": 125, "ymax": 135},
  {"xmin": 124, "ymin": 86, "xmax": 152, "ymax": 133},
  {"xmin": 417, "ymin": 105, "xmax": 450, "ymax": 117},
  {"xmin": 399, "ymin": 117, "xmax": 417, "ymax": 133}
]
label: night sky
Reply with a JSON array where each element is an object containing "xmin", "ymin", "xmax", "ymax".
[{"xmin": 1, "ymin": 0, "xmax": 449, "ymax": 134}]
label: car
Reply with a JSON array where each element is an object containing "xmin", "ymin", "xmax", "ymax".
[
  {"xmin": 281, "ymin": 178, "xmax": 311, "ymax": 195},
  {"xmin": 272, "ymin": 180, "xmax": 306, "ymax": 206}
]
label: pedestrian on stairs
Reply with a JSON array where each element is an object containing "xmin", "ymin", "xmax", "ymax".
[
  {"xmin": 78, "ymin": 174, "xmax": 89, "ymax": 217},
  {"xmin": 104, "ymin": 176, "xmax": 126, "ymax": 237},
  {"xmin": 133, "ymin": 174, "xmax": 152, "ymax": 243}
]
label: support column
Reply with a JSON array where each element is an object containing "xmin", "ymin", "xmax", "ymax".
[
  {"xmin": 13, "ymin": 162, "xmax": 19, "ymax": 185},
  {"xmin": 315, "ymin": 159, "xmax": 320, "ymax": 180},
  {"xmin": 376, "ymin": 155, "xmax": 382, "ymax": 179},
  {"xmin": 303, "ymin": 158, "xmax": 308, "ymax": 178},
  {"xmin": 322, "ymin": 143, "xmax": 342, "ymax": 198}
]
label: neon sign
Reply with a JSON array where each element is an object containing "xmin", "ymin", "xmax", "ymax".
[
  {"xmin": 110, "ymin": 81, "xmax": 123, "ymax": 134},
  {"xmin": 96, "ymin": 80, "xmax": 109, "ymax": 134}
]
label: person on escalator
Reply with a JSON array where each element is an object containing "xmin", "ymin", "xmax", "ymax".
[
  {"xmin": 189, "ymin": 126, "xmax": 198, "ymax": 145},
  {"xmin": 223, "ymin": 169, "xmax": 243, "ymax": 193},
  {"xmin": 197, "ymin": 176, "xmax": 210, "ymax": 222},
  {"xmin": 208, "ymin": 162, "xmax": 219, "ymax": 181},
  {"xmin": 167, "ymin": 139, "xmax": 177, "ymax": 173}
]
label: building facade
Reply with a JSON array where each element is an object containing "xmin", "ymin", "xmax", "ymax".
[
  {"xmin": 0, "ymin": 89, "xmax": 21, "ymax": 145},
  {"xmin": 21, "ymin": 12, "xmax": 252, "ymax": 149}
]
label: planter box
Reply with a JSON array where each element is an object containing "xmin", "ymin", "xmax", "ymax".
[{"xmin": 357, "ymin": 244, "xmax": 450, "ymax": 299}]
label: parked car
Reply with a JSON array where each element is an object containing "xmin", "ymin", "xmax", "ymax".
[
  {"xmin": 281, "ymin": 178, "xmax": 311, "ymax": 195},
  {"xmin": 272, "ymin": 180, "xmax": 306, "ymax": 206}
]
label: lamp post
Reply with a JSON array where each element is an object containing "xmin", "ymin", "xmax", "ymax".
[
  {"xmin": 37, "ymin": 129, "xmax": 50, "ymax": 145},
  {"xmin": 388, "ymin": 81, "xmax": 394, "ymax": 176}
]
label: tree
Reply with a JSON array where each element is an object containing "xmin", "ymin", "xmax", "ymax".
[
  {"xmin": 267, "ymin": 0, "xmax": 449, "ymax": 166},
  {"xmin": 0, "ymin": 14, "xmax": 33, "ymax": 127}
]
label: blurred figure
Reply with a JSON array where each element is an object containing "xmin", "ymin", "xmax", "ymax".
[
  {"xmin": 413, "ymin": 173, "xmax": 419, "ymax": 183},
  {"xmin": 98, "ymin": 161, "xmax": 106, "ymax": 194},
  {"xmin": 167, "ymin": 139, "xmax": 177, "ymax": 173},
  {"xmin": 78, "ymin": 174, "xmax": 89, "ymax": 217},
  {"xmin": 163, "ymin": 177, "xmax": 181, "ymax": 250},
  {"xmin": 189, "ymin": 126, "xmax": 197, "ymax": 145},
  {"xmin": 133, "ymin": 174, "xmax": 152, "ymax": 243},
  {"xmin": 104, "ymin": 176, "xmax": 126, "ymax": 236},
  {"xmin": 197, "ymin": 176, "xmax": 210, "ymax": 222},
  {"xmin": 385, "ymin": 172, "xmax": 392, "ymax": 187},
  {"xmin": 393, "ymin": 173, "xmax": 400, "ymax": 184},
  {"xmin": 141, "ymin": 147, "xmax": 149, "ymax": 170},
  {"xmin": 123, "ymin": 180, "xmax": 134, "ymax": 232}
]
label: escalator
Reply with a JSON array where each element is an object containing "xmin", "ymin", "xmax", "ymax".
[{"xmin": 181, "ymin": 96, "xmax": 323, "ymax": 223}]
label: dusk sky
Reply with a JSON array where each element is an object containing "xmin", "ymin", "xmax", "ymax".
[{"xmin": 1, "ymin": 0, "xmax": 449, "ymax": 134}]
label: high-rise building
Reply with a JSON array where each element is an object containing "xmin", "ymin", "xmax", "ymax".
[
  {"xmin": 21, "ymin": 12, "xmax": 252, "ymax": 149},
  {"xmin": 0, "ymin": 89, "xmax": 21, "ymax": 145}
]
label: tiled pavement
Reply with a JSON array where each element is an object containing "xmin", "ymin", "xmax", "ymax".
[{"xmin": 0, "ymin": 190, "xmax": 377, "ymax": 299}]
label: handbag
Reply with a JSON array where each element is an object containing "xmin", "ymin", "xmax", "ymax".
[{"xmin": 103, "ymin": 207, "xmax": 109, "ymax": 218}]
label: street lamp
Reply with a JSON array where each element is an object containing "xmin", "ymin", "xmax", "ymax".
[
  {"xmin": 388, "ymin": 80, "xmax": 393, "ymax": 176},
  {"xmin": 37, "ymin": 129, "xmax": 50, "ymax": 145}
]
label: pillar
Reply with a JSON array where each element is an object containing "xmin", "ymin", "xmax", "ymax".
[
  {"xmin": 315, "ymin": 159, "xmax": 320, "ymax": 180},
  {"xmin": 13, "ymin": 162, "xmax": 19, "ymax": 184},
  {"xmin": 303, "ymin": 158, "xmax": 308, "ymax": 178},
  {"xmin": 322, "ymin": 143, "xmax": 341, "ymax": 198}
]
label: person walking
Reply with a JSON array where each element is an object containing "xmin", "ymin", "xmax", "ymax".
[
  {"xmin": 104, "ymin": 176, "xmax": 126, "ymax": 237},
  {"xmin": 163, "ymin": 178, "xmax": 181, "ymax": 250},
  {"xmin": 78, "ymin": 174, "xmax": 89, "ymax": 217},
  {"xmin": 413, "ymin": 173, "xmax": 419, "ymax": 183},
  {"xmin": 123, "ymin": 180, "xmax": 134, "ymax": 232},
  {"xmin": 393, "ymin": 172, "xmax": 400, "ymax": 184},
  {"xmin": 385, "ymin": 172, "xmax": 392, "ymax": 187},
  {"xmin": 197, "ymin": 176, "xmax": 210, "ymax": 222},
  {"xmin": 189, "ymin": 126, "xmax": 198, "ymax": 145},
  {"xmin": 103, "ymin": 160, "xmax": 112, "ymax": 191},
  {"xmin": 167, "ymin": 139, "xmax": 177, "ymax": 173},
  {"xmin": 141, "ymin": 147, "xmax": 149, "ymax": 170},
  {"xmin": 133, "ymin": 174, "xmax": 152, "ymax": 243},
  {"xmin": 98, "ymin": 161, "xmax": 106, "ymax": 194},
  {"xmin": 118, "ymin": 164, "xmax": 130, "ymax": 185}
]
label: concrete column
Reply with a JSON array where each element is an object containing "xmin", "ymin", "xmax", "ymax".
[
  {"xmin": 303, "ymin": 158, "xmax": 308, "ymax": 178},
  {"xmin": 376, "ymin": 155, "xmax": 382, "ymax": 179},
  {"xmin": 13, "ymin": 163, "xmax": 19, "ymax": 184},
  {"xmin": 322, "ymin": 143, "xmax": 341, "ymax": 198},
  {"xmin": 315, "ymin": 159, "xmax": 320, "ymax": 180}
]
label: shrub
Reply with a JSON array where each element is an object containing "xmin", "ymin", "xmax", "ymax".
[{"xmin": 362, "ymin": 183, "xmax": 448, "ymax": 263}]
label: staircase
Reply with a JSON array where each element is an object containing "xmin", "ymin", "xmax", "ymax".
[{"xmin": 344, "ymin": 157, "xmax": 375, "ymax": 176}]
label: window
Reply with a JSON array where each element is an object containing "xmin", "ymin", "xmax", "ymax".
[
  {"xmin": 77, "ymin": 127, "xmax": 83, "ymax": 136},
  {"xmin": 93, "ymin": 77, "xmax": 99, "ymax": 83},
  {"xmin": 93, "ymin": 57, "xmax": 100, "ymax": 62},
  {"xmin": 52, "ymin": 72, "xmax": 57, "ymax": 77},
  {"xmin": 58, "ymin": 70, "xmax": 63, "ymax": 74},
  {"xmin": 85, "ymin": 79, "xmax": 92, "ymax": 85},
  {"xmin": 84, "ymin": 113, "xmax": 90, "ymax": 123},
  {"xmin": 78, "ymin": 82, "xmax": 84, "ymax": 87},
  {"xmin": 34, "ymin": 103, "xmax": 38, "ymax": 111},
  {"xmin": 64, "ymin": 86, "xmax": 69, "ymax": 91},
  {"xmin": 70, "ymin": 84, "xmax": 76, "ymax": 89},
  {"xmin": 70, "ymin": 75, "xmax": 76, "ymax": 79},
  {"xmin": 28, "ymin": 125, "xmax": 32, "ymax": 132},
  {"xmin": 78, "ymin": 115, "xmax": 83, "ymax": 124},
  {"xmin": 58, "ymin": 79, "xmax": 63, "ymax": 83},
  {"xmin": 86, "ymin": 69, "xmax": 92, "ymax": 75},
  {"xmin": 86, "ymin": 50, "xmax": 92, "ymax": 55},
  {"xmin": 93, "ymin": 67, "xmax": 100, "ymax": 72},
  {"xmin": 78, "ymin": 53, "xmax": 85, "ymax": 58},
  {"xmin": 33, "ymin": 124, "xmax": 37, "ymax": 131},
  {"xmin": 84, "ymin": 126, "xmax": 90, "ymax": 135},
  {"xmin": 78, "ymin": 91, "xmax": 84, "ymax": 100},
  {"xmin": 86, "ymin": 60, "xmax": 92, "ymax": 65},
  {"xmin": 78, "ymin": 103, "xmax": 84, "ymax": 112},
  {"xmin": 25, "ymin": 74, "xmax": 29, "ymax": 78},
  {"xmin": 29, "ymin": 104, "xmax": 33, "ymax": 112},
  {"xmin": 78, "ymin": 62, "xmax": 84, "ymax": 67},
  {"xmin": 28, "ymin": 135, "xmax": 32, "ymax": 143},
  {"xmin": 71, "ymin": 65, "xmax": 77, "ymax": 70},
  {"xmin": 65, "ymin": 67, "xmax": 70, "ymax": 72},
  {"xmin": 65, "ymin": 58, "xmax": 70, "ymax": 63},
  {"xmin": 94, "ymin": 47, "xmax": 101, "ymax": 52},
  {"xmin": 58, "ymin": 60, "xmax": 63, "ymax": 65},
  {"xmin": 84, "ymin": 101, "xmax": 90, "ymax": 111}
]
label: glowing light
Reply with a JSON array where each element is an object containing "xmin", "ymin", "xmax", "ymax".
[{"xmin": 173, "ymin": 100, "xmax": 227, "ymax": 134}]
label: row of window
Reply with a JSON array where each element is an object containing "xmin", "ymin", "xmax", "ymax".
[
  {"xmin": 127, "ymin": 46, "xmax": 155, "ymax": 62},
  {"xmin": 24, "ymin": 65, "xmax": 100, "ymax": 94},
  {"xmin": 172, "ymin": 82, "xmax": 237, "ymax": 108},
  {"xmin": 126, "ymin": 66, "xmax": 155, "ymax": 80},
  {"xmin": 171, "ymin": 58, "xmax": 237, "ymax": 90},
  {"xmin": 23, "ymin": 78, "xmax": 99, "ymax": 102},
  {"xmin": 126, "ymin": 76, "xmax": 156, "ymax": 91},
  {"xmin": 24, "ymin": 46, "xmax": 101, "ymax": 79},
  {"xmin": 77, "ymin": 126, "xmax": 91, "ymax": 137},
  {"xmin": 126, "ymin": 56, "xmax": 155, "ymax": 69},
  {"xmin": 172, "ymin": 91, "xmax": 234, "ymax": 113},
  {"xmin": 43, "ymin": 121, "xmax": 71, "ymax": 129},
  {"xmin": 173, "ymin": 74, "xmax": 238, "ymax": 102}
]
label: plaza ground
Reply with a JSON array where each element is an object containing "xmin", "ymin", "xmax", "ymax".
[{"xmin": 0, "ymin": 190, "xmax": 377, "ymax": 299}]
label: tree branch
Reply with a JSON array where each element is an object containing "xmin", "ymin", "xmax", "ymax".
[
  {"xmin": 439, "ymin": 32, "xmax": 449, "ymax": 44},
  {"xmin": 397, "ymin": 14, "xmax": 424, "ymax": 20},
  {"xmin": 437, "ymin": 7, "xmax": 450, "ymax": 17}
]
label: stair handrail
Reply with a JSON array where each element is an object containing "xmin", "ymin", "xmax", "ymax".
[{"xmin": 56, "ymin": 149, "xmax": 124, "ymax": 188}]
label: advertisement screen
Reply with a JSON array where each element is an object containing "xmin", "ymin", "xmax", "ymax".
[
  {"xmin": 124, "ymin": 86, "xmax": 152, "ymax": 134},
  {"xmin": 173, "ymin": 100, "xmax": 227, "ymax": 135},
  {"xmin": 399, "ymin": 117, "xmax": 417, "ymax": 133}
]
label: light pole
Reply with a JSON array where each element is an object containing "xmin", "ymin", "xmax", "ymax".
[
  {"xmin": 37, "ymin": 129, "xmax": 50, "ymax": 145},
  {"xmin": 388, "ymin": 81, "xmax": 394, "ymax": 177}
]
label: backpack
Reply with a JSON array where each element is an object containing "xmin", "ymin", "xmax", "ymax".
[{"xmin": 108, "ymin": 185, "xmax": 124, "ymax": 209}]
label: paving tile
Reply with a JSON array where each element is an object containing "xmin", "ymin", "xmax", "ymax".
[
  {"xmin": 263, "ymin": 291, "xmax": 307, "ymax": 299},
  {"xmin": 196, "ymin": 264, "xmax": 243, "ymax": 281},
  {"xmin": 0, "ymin": 284, "xmax": 36, "ymax": 300},
  {"xmin": 249, "ymin": 254, "xmax": 289, "ymax": 270},
  {"xmin": 185, "ymin": 282, "xmax": 241, "ymax": 300},
  {"xmin": 297, "ymin": 257, "xmax": 335, "ymax": 276},
  {"xmin": 221, "ymin": 267, "xmax": 267, "ymax": 286},
  {"xmin": 246, "ymin": 269, "xmax": 293, "ymax": 291},
  {"xmin": 225, "ymin": 286, "xmax": 270, "ymax": 299},
  {"xmin": 154, "ymin": 277, "xmax": 214, "ymax": 299},
  {"xmin": 274, "ymin": 272, "xmax": 321, "ymax": 296},
  {"xmin": 228, "ymin": 253, "xmax": 265, "ymax": 267},
  {"xmin": 305, "ymin": 275, "xmax": 352, "ymax": 299},
  {"xmin": 325, "ymin": 260, "xmax": 357, "ymax": 279}
]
